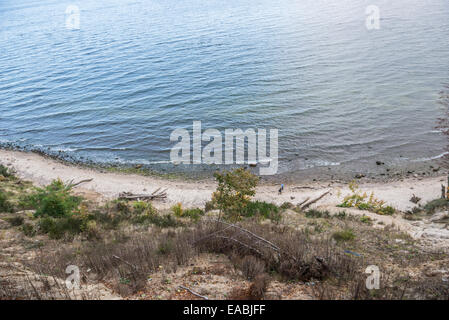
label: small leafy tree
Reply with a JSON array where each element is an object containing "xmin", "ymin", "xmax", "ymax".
[
  {"xmin": 26, "ymin": 179, "xmax": 81, "ymax": 217},
  {"xmin": 211, "ymin": 168, "xmax": 259, "ymax": 221}
]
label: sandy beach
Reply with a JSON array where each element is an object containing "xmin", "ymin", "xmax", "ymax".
[
  {"xmin": 0, "ymin": 149, "xmax": 446, "ymax": 211},
  {"xmin": 1, "ymin": 149, "xmax": 449, "ymax": 246},
  {"xmin": 1, "ymin": 148, "xmax": 449, "ymax": 301}
]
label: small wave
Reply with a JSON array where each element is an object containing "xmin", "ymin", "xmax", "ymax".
[
  {"xmin": 411, "ymin": 152, "xmax": 449, "ymax": 162},
  {"xmin": 302, "ymin": 160, "xmax": 341, "ymax": 169},
  {"xmin": 429, "ymin": 129, "xmax": 448, "ymax": 133},
  {"xmin": 49, "ymin": 147, "xmax": 77, "ymax": 153}
]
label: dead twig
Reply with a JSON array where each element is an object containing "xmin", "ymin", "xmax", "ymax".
[
  {"xmin": 212, "ymin": 219, "xmax": 280, "ymax": 252},
  {"xmin": 112, "ymin": 255, "xmax": 138, "ymax": 270},
  {"xmin": 179, "ymin": 286, "xmax": 209, "ymax": 300},
  {"xmin": 66, "ymin": 178, "xmax": 93, "ymax": 190},
  {"xmin": 215, "ymin": 235, "xmax": 264, "ymax": 256},
  {"xmin": 192, "ymin": 225, "xmax": 234, "ymax": 245}
]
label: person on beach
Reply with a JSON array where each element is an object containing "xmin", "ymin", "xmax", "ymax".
[{"xmin": 278, "ymin": 184, "xmax": 284, "ymax": 195}]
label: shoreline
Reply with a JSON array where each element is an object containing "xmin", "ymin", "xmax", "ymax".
[
  {"xmin": 0, "ymin": 149, "xmax": 446, "ymax": 213},
  {"xmin": 0, "ymin": 144, "xmax": 447, "ymax": 185}
]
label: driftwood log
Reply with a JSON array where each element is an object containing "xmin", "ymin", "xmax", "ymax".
[
  {"xmin": 65, "ymin": 178, "xmax": 93, "ymax": 190},
  {"xmin": 118, "ymin": 187, "xmax": 167, "ymax": 201},
  {"xmin": 299, "ymin": 190, "xmax": 331, "ymax": 210}
]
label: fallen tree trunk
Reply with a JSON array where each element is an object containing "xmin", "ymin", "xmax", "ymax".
[
  {"xmin": 300, "ymin": 190, "xmax": 330, "ymax": 210},
  {"xmin": 118, "ymin": 188, "xmax": 167, "ymax": 201}
]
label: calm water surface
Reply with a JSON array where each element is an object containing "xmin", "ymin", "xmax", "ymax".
[{"xmin": 1, "ymin": 0, "xmax": 448, "ymax": 178}]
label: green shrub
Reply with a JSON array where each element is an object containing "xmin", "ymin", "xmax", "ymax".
[
  {"xmin": 280, "ymin": 202, "xmax": 294, "ymax": 210},
  {"xmin": 38, "ymin": 214, "xmax": 88, "ymax": 239},
  {"xmin": 26, "ymin": 179, "xmax": 81, "ymax": 218},
  {"xmin": 0, "ymin": 164, "xmax": 13, "ymax": 178},
  {"xmin": 170, "ymin": 203, "xmax": 204, "ymax": 221},
  {"xmin": 171, "ymin": 203, "xmax": 183, "ymax": 217},
  {"xmin": 22, "ymin": 223, "xmax": 36, "ymax": 237},
  {"xmin": 360, "ymin": 215, "xmax": 372, "ymax": 224},
  {"xmin": 0, "ymin": 190, "xmax": 14, "ymax": 213},
  {"xmin": 335, "ymin": 211, "xmax": 347, "ymax": 219},
  {"xmin": 424, "ymin": 199, "xmax": 449, "ymax": 214},
  {"xmin": 149, "ymin": 214, "xmax": 181, "ymax": 228},
  {"xmin": 182, "ymin": 208, "xmax": 204, "ymax": 221},
  {"xmin": 332, "ymin": 229, "xmax": 356, "ymax": 242},
  {"xmin": 132, "ymin": 201, "xmax": 156, "ymax": 215},
  {"xmin": 134, "ymin": 213, "xmax": 181, "ymax": 228},
  {"xmin": 305, "ymin": 209, "xmax": 330, "ymax": 219},
  {"xmin": 212, "ymin": 168, "xmax": 259, "ymax": 221},
  {"xmin": 96, "ymin": 211, "xmax": 124, "ymax": 229},
  {"xmin": 241, "ymin": 201, "xmax": 281, "ymax": 222},
  {"xmin": 338, "ymin": 181, "xmax": 395, "ymax": 215},
  {"xmin": 115, "ymin": 200, "xmax": 131, "ymax": 215},
  {"xmin": 376, "ymin": 205, "xmax": 395, "ymax": 215},
  {"xmin": 357, "ymin": 203, "xmax": 371, "ymax": 211},
  {"xmin": 6, "ymin": 215, "xmax": 24, "ymax": 226},
  {"xmin": 84, "ymin": 220, "xmax": 101, "ymax": 239}
]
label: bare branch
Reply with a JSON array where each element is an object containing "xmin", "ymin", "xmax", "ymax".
[
  {"xmin": 179, "ymin": 286, "xmax": 209, "ymax": 300},
  {"xmin": 300, "ymin": 190, "xmax": 331, "ymax": 210}
]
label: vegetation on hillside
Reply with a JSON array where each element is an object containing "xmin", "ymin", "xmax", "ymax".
[{"xmin": 0, "ymin": 165, "xmax": 448, "ymax": 300}]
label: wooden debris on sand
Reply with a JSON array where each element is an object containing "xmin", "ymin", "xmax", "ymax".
[{"xmin": 118, "ymin": 187, "xmax": 167, "ymax": 201}]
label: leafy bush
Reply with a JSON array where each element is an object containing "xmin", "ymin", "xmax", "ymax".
[
  {"xmin": 22, "ymin": 223, "xmax": 36, "ymax": 237},
  {"xmin": 38, "ymin": 214, "xmax": 87, "ymax": 240},
  {"xmin": 171, "ymin": 203, "xmax": 183, "ymax": 217},
  {"xmin": 280, "ymin": 202, "xmax": 294, "ymax": 210},
  {"xmin": 84, "ymin": 220, "xmax": 101, "ymax": 239},
  {"xmin": 212, "ymin": 168, "xmax": 259, "ymax": 221},
  {"xmin": 171, "ymin": 203, "xmax": 204, "ymax": 222},
  {"xmin": 0, "ymin": 164, "xmax": 13, "ymax": 178},
  {"xmin": 424, "ymin": 198, "xmax": 449, "ymax": 214},
  {"xmin": 305, "ymin": 209, "xmax": 330, "ymax": 219},
  {"xmin": 242, "ymin": 201, "xmax": 281, "ymax": 222},
  {"xmin": 115, "ymin": 200, "xmax": 131, "ymax": 215},
  {"xmin": 134, "ymin": 212, "xmax": 181, "ymax": 228},
  {"xmin": 6, "ymin": 215, "xmax": 24, "ymax": 226},
  {"xmin": 0, "ymin": 189, "xmax": 14, "ymax": 213},
  {"xmin": 26, "ymin": 179, "xmax": 81, "ymax": 218},
  {"xmin": 182, "ymin": 208, "xmax": 204, "ymax": 221},
  {"xmin": 332, "ymin": 229, "xmax": 356, "ymax": 242},
  {"xmin": 335, "ymin": 211, "xmax": 347, "ymax": 219},
  {"xmin": 132, "ymin": 201, "xmax": 156, "ymax": 215},
  {"xmin": 338, "ymin": 181, "xmax": 395, "ymax": 215},
  {"xmin": 360, "ymin": 215, "xmax": 372, "ymax": 224},
  {"xmin": 149, "ymin": 214, "xmax": 181, "ymax": 228},
  {"xmin": 376, "ymin": 205, "xmax": 395, "ymax": 215}
]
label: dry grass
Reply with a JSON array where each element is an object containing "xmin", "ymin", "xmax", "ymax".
[{"xmin": 1, "ymin": 171, "xmax": 448, "ymax": 300}]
